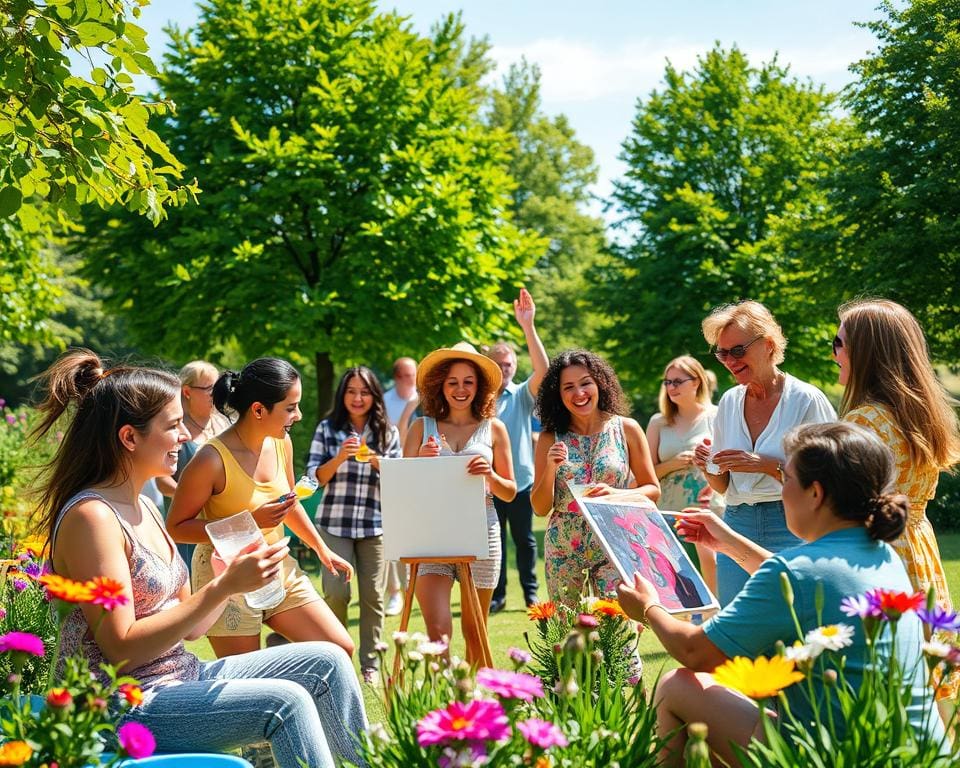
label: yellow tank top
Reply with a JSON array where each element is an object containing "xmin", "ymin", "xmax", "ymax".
[{"xmin": 202, "ymin": 436, "xmax": 288, "ymax": 545}]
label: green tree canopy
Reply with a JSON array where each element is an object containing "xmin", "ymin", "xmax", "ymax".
[
  {"xmin": 80, "ymin": 0, "xmax": 543, "ymax": 409},
  {"xmin": 603, "ymin": 45, "xmax": 849, "ymax": 396},
  {"xmin": 0, "ymin": 0, "xmax": 195, "ymax": 348}
]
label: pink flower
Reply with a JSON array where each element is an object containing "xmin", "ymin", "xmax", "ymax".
[
  {"xmin": 417, "ymin": 700, "xmax": 510, "ymax": 747},
  {"xmin": 118, "ymin": 722, "xmax": 156, "ymax": 759},
  {"xmin": 517, "ymin": 718, "xmax": 569, "ymax": 749},
  {"xmin": 5, "ymin": 415, "xmax": 15, "ymax": 425},
  {"xmin": 840, "ymin": 594, "xmax": 880, "ymax": 619},
  {"xmin": 0, "ymin": 608, "xmax": 6, "ymax": 620},
  {"xmin": 507, "ymin": 647, "xmax": 531, "ymax": 666},
  {"xmin": 576, "ymin": 613, "xmax": 599, "ymax": 629},
  {"xmin": 0, "ymin": 631, "xmax": 45, "ymax": 657},
  {"xmin": 476, "ymin": 667, "xmax": 544, "ymax": 701},
  {"xmin": 438, "ymin": 743, "xmax": 488, "ymax": 768}
]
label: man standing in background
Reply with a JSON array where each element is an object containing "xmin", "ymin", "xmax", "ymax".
[
  {"xmin": 383, "ymin": 356, "xmax": 418, "ymax": 615},
  {"xmin": 487, "ymin": 288, "xmax": 549, "ymax": 613}
]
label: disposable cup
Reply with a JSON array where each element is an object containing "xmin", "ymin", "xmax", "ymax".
[
  {"xmin": 294, "ymin": 474, "xmax": 318, "ymax": 500},
  {"xmin": 205, "ymin": 511, "xmax": 285, "ymax": 610}
]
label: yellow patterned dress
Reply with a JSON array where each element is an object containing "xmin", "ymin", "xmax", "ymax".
[{"xmin": 845, "ymin": 403, "xmax": 957, "ymax": 699}]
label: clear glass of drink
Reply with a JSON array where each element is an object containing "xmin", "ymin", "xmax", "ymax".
[
  {"xmin": 205, "ymin": 511, "xmax": 285, "ymax": 610},
  {"xmin": 293, "ymin": 474, "xmax": 319, "ymax": 500}
]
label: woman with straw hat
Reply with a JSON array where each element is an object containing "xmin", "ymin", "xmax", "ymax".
[{"xmin": 403, "ymin": 342, "xmax": 516, "ymax": 665}]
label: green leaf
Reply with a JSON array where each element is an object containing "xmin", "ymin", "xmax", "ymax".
[{"xmin": 0, "ymin": 187, "xmax": 24, "ymax": 217}]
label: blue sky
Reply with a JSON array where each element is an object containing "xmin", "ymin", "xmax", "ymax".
[{"xmin": 137, "ymin": 0, "xmax": 883, "ymax": 205}]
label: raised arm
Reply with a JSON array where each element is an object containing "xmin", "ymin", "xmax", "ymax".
[{"xmin": 515, "ymin": 287, "xmax": 549, "ymax": 397}]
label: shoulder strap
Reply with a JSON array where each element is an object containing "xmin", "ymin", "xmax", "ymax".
[{"xmin": 52, "ymin": 491, "xmax": 134, "ymax": 552}]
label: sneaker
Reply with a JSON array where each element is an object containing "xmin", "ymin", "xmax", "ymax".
[
  {"xmin": 385, "ymin": 591, "xmax": 403, "ymax": 617},
  {"xmin": 488, "ymin": 597, "xmax": 506, "ymax": 614},
  {"xmin": 362, "ymin": 668, "xmax": 380, "ymax": 685}
]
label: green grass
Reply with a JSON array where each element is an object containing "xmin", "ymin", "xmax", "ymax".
[{"xmin": 187, "ymin": 523, "xmax": 960, "ymax": 720}]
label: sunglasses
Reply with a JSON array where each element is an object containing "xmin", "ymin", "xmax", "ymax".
[
  {"xmin": 713, "ymin": 335, "xmax": 763, "ymax": 362},
  {"xmin": 662, "ymin": 377, "xmax": 695, "ymax": 388},
  {"xmin": 832, "ymin": 335, "xmax": 844, "ymax": 355}
]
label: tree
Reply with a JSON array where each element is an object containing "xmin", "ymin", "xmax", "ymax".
[
  {"xmin": 0, "ymin": 0, "xmax": 196, "ymax": 347},
  {"xmin": 80, "ymin": 0, "xmax": 543, "ymax": 411},
  {"xmin": 486, "ymin": 61, "xmax": 608, "ymax": 354},
  {"xmin": 830, "ymin": 0, "xmax": 960, "ymax": 364},
  {"xmin": 603, "ymin": 45, "xmax": 849, "ymax": 394}
]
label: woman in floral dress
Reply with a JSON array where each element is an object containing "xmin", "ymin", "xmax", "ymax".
[
  {"xmin": 835, "ymin": 298, "xmax": 960, "ymax": 706},
  {"xmin": 531, "ymin": 350, "xmax": 660, "ymax": 609}
]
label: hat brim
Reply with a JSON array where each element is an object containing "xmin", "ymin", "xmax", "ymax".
[{"xmin": 417, "ymin": 347, "xmax": 502, "ymax": 394}]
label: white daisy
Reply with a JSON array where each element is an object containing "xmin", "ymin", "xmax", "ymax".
[
  {"xmin": 784, "ymin": 640, "xmax": 822, "ymax": 664},
  {"xmin": 804, "ymin": 623, "xmax": 854, "ymax": 652},
  {"xmin": 922, "ymin": 640, "xmax": 954, "ymax": 659}
]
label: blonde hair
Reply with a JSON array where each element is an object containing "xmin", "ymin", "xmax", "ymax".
[
  {"xmin": 839, "ymin": 299, "xmax": 960, "ymax": 470},
  {"xmin": 179, "ymin": 360, "xmax": 219, "ymax": 387},
  {"xmin": 658, "ymin": 356, "xmax": 712, "ymax": 425},
  {"xmin": 701, "ymin": 300, "xmax": 787, "ymax": 365}
]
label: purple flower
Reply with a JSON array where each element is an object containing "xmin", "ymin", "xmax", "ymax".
[
  {"xmin": 507, "ymin": 647, "xmax": 531, "ymax": 666},
  {"xmin": 517, "ymin": 718, "xmax": 569, "ymax": 749},
  {"xmin": 118, "ymin": 722, "xmax": 156, "ymax": 759},
  {"xmin": 476, "ymin": 667, "xmax": 544, "ymax": 701},
  {"xmin": 918, "ymin": 606, "xmax": 960, "ymax": 633},
  {"xmin": 22, "ymin": 561, "xmax": 41, "ymax": 578},
  {"xmin": 0, "ymin": 631, "xmax": 45, "ymax": 657},
  {"xmin": 12, "ymin": 578, "xmax": 28, "ymax": 592},
  {"xmin": 438, "ymin": 743, "xmax": 488, "ymax": 768},
  {"xmin": 417, "ymin": 700, "xmax": 510, "ymax": 747},
  {"xmin": 5, "ymin": 415, "xmax": 15, "ymax": 425},
  {"xmin": 839, "ymin": 593, "xmax": 881, "ymax": 619},
  {"xmin": 0, "ymin": 398, "xmax": 6, "ymax": 408}
]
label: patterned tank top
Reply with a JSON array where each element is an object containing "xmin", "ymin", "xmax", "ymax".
[{"xmin": 53, "ymin": 491, "xmax": 201, "ymax": 695}]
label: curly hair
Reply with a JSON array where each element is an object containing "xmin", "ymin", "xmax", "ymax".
[
  {"xmin": 536, "ymin": 350, "xmax": 628, "ymax": 434},
  {"xmin": 418, "ymin": 358, "xmax": 497, "ymax": 421}
]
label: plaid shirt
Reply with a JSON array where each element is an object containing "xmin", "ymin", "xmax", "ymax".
[{"xmin": 305, "ymin": 419, "xmax": 401, "ymax": 539}]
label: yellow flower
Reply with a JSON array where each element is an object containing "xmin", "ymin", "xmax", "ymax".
[
  {"xmin": 713, "ymin": 655, "xmax": 805, "ymax": 699},
  {"xmin": 0, "ymin": 740, "xmax": 33, "ymax": 766}
]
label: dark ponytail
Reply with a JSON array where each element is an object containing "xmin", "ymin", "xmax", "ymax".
[
  {"xmin": 213, "ymin": 358, "xmax": 299, "ymax": 419},
  {"xmin": 784, "ymin": 422, "xmax": 906, "ymax": 542}
]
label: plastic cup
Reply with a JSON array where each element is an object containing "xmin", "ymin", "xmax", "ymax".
[
  {"xmin": 294, "ymin": 474, "xmax": 318, "ymax": 500},
  {"xmin": 705, "ymin": 456, "xmax": 721, "ymax": 475},
  {"xmin": 205, "ymin": 511, "xmax": 285, "ymax": 610},
  {"xmin": 355, "ymin": 439, "xmax": 372, "ymax": 463}
]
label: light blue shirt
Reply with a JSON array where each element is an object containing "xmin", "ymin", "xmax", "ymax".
[
  {"xmin": 703, "ymin": 527, "xmax": 944, "ymax": 744},
  {"xmin": 496, "ymin": 378, "xmax": 535, "ymax": 491}
]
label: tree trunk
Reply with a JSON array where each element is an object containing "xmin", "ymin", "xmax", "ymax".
[{"xmin": 315, "ymin": 350, "xmax": 335, "ymax": 418}]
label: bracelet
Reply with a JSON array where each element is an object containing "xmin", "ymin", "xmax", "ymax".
[{"xmin": 642, "ymin": 601, "xmax": 666, "ymax": 623}]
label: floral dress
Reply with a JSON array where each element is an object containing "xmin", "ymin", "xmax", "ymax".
[
  {"xmin": 845, "ymin": 403, "xmax": 957, "ymax": 699},
  {"xmin": 544, "ymin": 416, "xmax": 630, "ymax": 609}
]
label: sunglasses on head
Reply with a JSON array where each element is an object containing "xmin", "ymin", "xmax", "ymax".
[
  {"xmin": 832, "ymin": 335, "xmax": 844, "ymax": 354},
  {"xmin": 712, "ymin": 335, "xmax": 763, "ymax": 362}
]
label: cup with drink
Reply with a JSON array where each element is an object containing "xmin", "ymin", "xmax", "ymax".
[{"xmin": 205, "ymin": 511, "xmax": 286, "ymax": 610}]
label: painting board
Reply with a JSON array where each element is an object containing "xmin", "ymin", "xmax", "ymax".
[
  {"xmin": 379, "ymin": 455, "xmax": 488, "ymax": 561},
  {"xmin": 570, "ymin": 485, "xmax": 719, "ymax": 618}
]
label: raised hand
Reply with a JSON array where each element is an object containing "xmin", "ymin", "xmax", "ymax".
[
  {"xmin": 514, "ymin": 287, "xmax": 536, "ymax": 331},
  {"xmin": 547, "ymin": 439, "xmax": 568, "ymax": 467},
  {"xmin": 419, "ymin": 434, "xmax": 442, "ymax": 457}
]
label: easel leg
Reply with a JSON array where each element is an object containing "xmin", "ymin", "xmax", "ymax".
[
  {"xmin": 391, "ymin": 562, "xmax": 419, "ymax": 686},
  {"xmin": 457, "ymin": 563, "xmax": 493, "ymax": 669}
]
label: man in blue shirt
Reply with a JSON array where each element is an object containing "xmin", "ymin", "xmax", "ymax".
[{"xmin": 487, "ymin": 288, "xmax": 549, "ymax": 613}]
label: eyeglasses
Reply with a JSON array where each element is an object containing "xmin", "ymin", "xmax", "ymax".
[
  {"xmin": 189, "ymin": 384, "xmax": 215, "ymax": 393},
  {"xmin": 713, "ymin": 335, "xmax": 763, "ymax": 361},
  {"xmin": 831, "ymin": 335, "xmax": 844, "ymax": 355},
  {"xmin": 662, "ymin": 377, "xmax": 695, "ymax": 388}
]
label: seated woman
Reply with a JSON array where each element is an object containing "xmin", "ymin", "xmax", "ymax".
[
  {"xmin": 618, "ymin": 422, "xmax": 944, "ymax": 765},
  {"xmin": 32, "ymin": 350, "xmax": 367, "ymax": 768}
]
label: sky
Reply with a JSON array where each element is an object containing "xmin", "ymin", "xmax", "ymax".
[{"xmin": 136, "ymin": 0, "xmax": 885, "ymax": 208}]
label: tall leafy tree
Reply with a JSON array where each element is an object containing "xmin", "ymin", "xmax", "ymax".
[
  {"xmin": 81, "ymin": 0, "xmax": 543, "ymax": 410},
  {"xmin": 0, "ymin": 0, "xmax": 195, "ymax": 347},
  {"xmin": 830, "ymin": 0, "xmax": 960, "ymax": 363},
  {"xmin": 486, "ymin": 61, "xmax": 608, "ymax": 354},
  {"xmin": 603, "ymin": 45, "xmax": 849, "ymax": 393}
]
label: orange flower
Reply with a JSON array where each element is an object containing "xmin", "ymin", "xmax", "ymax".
[
  {"xmin": 38, "ymin": 573, "xmax": 93, "ymax": 603},
  {"xmin": 527, "ymin": 601, "xmax": 557, "ymax": 621},
  {"xmin": 88, "ymin": 576, "xmax": 128, "ymax": 611},
  {"xmin": 592, "ymin": 598, "xmax": 627, "ymax": 619},
  {"xmin": 0, "ymin": 740, "xmax": 32, "ymax": 766},
  {"xmin": 46, "ymin": 687, "xmax": 73, "ymax": 708},
  {"xmin": 119, "ymin": 683, "xmax": 144, "ymax": 707}
]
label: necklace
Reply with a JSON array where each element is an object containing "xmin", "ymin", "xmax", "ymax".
[{"xmin": 185, "ymin": 411, "xmax": 210, "ymax": 436}]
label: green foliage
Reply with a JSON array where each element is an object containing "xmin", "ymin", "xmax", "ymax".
[
  {"xmin": 928, "ymin": 472, "xmax": 960, "ymax": 532},
  {"xmin": 0, "ymin": 404, "xmax": 61, "ymax": 536},
  {"xmin": 80, "ymin": 0, "xmax": 544, "ymax": 411},
  {"xmin": 828, "ymin": 0, "xmax": 960, "ymax": 365},
  {"xmin": 0, "ymin": 556, "xmax": 56, "ymax": 694},
  {"xmin": 0, "ymin": 0, "xmax": 197, "ymax": 348},
  {"xmin": 604, "ymin": 45, "xmax": 851, "ymax": 392},
  {"xmin": 486, "ymin": 60, "xmax": 609, "ymax": 354}
]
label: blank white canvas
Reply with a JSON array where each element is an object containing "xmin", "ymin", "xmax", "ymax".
[{"xmin": 379, "ymin": 455, "xmax": 489, "ymax": 560}]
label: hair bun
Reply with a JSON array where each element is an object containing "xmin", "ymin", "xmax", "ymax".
[{"xmin": 864, "ymin": 493, "xmax": 908, "ymax": 542}]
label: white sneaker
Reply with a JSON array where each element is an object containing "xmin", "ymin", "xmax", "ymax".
[{"xmin": 385, "ymin": 592, "xmax": 403, "ymax": 616}]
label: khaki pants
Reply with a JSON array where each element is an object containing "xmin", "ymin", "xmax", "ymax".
[{"xmin": 318, "ymin": 530, "xmax": 385, "ymax": 672}]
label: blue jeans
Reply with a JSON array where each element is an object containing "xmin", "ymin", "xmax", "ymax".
[
  {"xmin": 123, "ymin": 642, "xmax": 368, "ymax": 768},
  {"xmin": 493, "ymin": 488, "xmax": 540, "ymax": 604},
  {"xmin": 717, "ymin": 501, "xmax": 801, "ymax": 606}
]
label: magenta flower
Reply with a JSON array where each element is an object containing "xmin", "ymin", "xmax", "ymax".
[
  {"xmin": 517, "ymin": 718, "xmax": 569, "ymax": 749},
  {"xmin": 5, "ymin": 414, "xmax": 15, "ymax": 425},
  {"xmin": 118, "ymin": 721, "xmax": 156, "ymax": 759},
  {"xmin": 22, "ymin": 561, "xmax": 42, "ymax": 579},
  {"xmin": 0, "ymin": 398, "xmax": 6, "ymax": 408},
  {"xmin": 12, "ymin": 578, "xmax": 28, "ymax": 592},
  {"xmin": 417, "ymin": 700, "xmax": 510, "ymax": 746},
  {"xmin": 576, "ymin": 613, "xmax": 599, "ymax": 629},
  {"xmin": 476, "ymin": 667, "xmax": 544, "ymax": 701},
  {"xmin": 917, "ymin": 606, "xmax": 960, "ymax": 633},
  {"xmin": 0, "ymin": 607, "xmax": 6, "ymax": 620},
  {"xmin": 0, "ymin": 632, "xmax": 45, "ymax": 657},
  {"xmin": 438, "ymin": 743, "xmax": 488, "ymax": 768},
  {"xmin": 839, "ymin": 593, "xmax": 881, "ymax": 619}
]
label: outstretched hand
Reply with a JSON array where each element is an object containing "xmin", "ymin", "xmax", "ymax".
[
  {"xmin": 673, "ymin": 508, "xmax": 732, "ymax": 553},
  {"xmin": 514, "ymin": 287, "xmax": 536, "ymax": 331}
]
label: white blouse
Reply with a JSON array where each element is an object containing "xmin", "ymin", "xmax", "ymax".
[{"xmin": 712, "ymin": 373, "xmax": 836, "ymax": 505}]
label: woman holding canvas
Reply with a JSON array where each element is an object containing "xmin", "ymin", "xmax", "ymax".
[{"xmin": 403, "ymin": 342, "xmax": 516, "ymax": 665}]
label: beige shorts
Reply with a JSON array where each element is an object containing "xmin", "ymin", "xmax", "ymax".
[{"xmin": 191, "ymin": 543, "xmax": 321, "ymax": 636}]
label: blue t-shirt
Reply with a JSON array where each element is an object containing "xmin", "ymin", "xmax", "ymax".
[
  {"xmin": 703, "ymin": 527, "xmax": 944, "ymax": 743},
  {"xmin": 496, "ymin": 378, "xmax": 535, "ymax": 491}
]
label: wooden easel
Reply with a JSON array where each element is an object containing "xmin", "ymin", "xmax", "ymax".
[{"xmin": 390, "ymin": 556, "xmax": 494, "ymax": 685}]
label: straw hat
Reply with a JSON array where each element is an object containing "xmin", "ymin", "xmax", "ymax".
[{"xmin": 417, "ymin": 342, "xmax": 503, "ymax": 394}]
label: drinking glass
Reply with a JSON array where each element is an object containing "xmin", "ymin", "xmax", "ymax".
[
  {"xmin": 205, "ymin": 511, "xmax": 285, "ymax": 610},
  {"xmin": 293, "ymin": 474, "xmax": 318, "ymax": 500}
]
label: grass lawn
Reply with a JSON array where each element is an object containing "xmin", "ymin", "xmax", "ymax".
[{"xmin": 187, "ymin": 520, "xmax": 960, "ymax": 721}]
